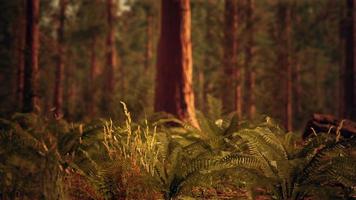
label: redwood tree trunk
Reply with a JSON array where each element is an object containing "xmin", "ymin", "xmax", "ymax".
[
  {"xmin": 202, "ymin": 0, "xmax": 214, "ymax": 113},
  {"xmin": 244, "ymin": 0, "xmax": 256, "ymax": 119},
  {"xmin": 342, "ymin": 0, "xmax": 355, "ymax": 120},
  {"xmin": 103, "ymin": 0, "xmax": 117, "ymax": 113},
  {"xmin": 16, "ymin": 0, "xmax": 26, "ymax": 111},
  {"xmin": 87, "ymin": 37, "xmax": 98, "ymax": 117},
  {"xmin": 276, "ymin": 2, "xmax": 293, "ymax": 131},
  {"xmin": 23, "ymin": 0, "xmax": 40, "ymax": 113},
  {"xmin": 53, "ymin": 0, "xmax": 66, "ymax": 117},
  {"xmin": 222, "ymin": 0, "xmax": 241, "ymax": 117},
  {"xmin": 154, "ymin": 0, "xmax": 198, "ymax": 127}
]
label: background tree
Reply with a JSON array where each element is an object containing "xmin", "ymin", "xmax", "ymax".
[
  {"xmin": 53, "ymin": 0, "xmax": 67, "ymax": 117},
  {"xmin": 341, "ymin": 0, "xmax": 355, "ymax": 120},
  {"xmin": 222, "ymin": 0, "xmax": 241, "ymax": 117},
  {"xmin": 154, "ymin": 0, "xmax": 198, "ymax": 127},
  {"xmin": 244, "ymin": 0, "xmax": 256, "ymax": 119},
  {"xmin": 23, "ymin": 0, "xmax": 40, "ymax": 113},
  {"xmin": 102, "ymin": 0, "xmax": 118, "ymax": 115}
]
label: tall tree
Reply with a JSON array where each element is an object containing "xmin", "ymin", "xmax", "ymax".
[
  {"xmin": 23, "ymin": 0, "xmax": 40, "ymax": 113},
  {"xmin": 144, "ymin": 3, "xmax": 153, "ymax": 71},
  {"xmin": 53, "ymin": 0, "xmax": 66, "ymax": 117},
  {"xmin": 276, "ymin": 1, "xmax": 293, "ymax": 131},
  {"xmin": 15, "ymin": 0, "xmax": 26, "ymax": 111},
  {"xmin": 222, "ymin": 0, "xmax": 241, "ymax": 117},
  {"xmin": 244, "ymin": 0, "xmax": 256, "ymax": 119},
  {"xmin": 102, "ymin": 0, "xmax": 117, "ymax": 114},
  {"xmin": 341, "ymin": 0, "xmax": 355, "ymax": 120},
  {"xmin": 87, "ymin": 36, "xmax": 99, "ymax": 116},
  {"xmin": 154, "ymin": 0, "xmax": 198, "ymax": 127},
  {"xmin": 201, "ymin": 0, "xmax": 215, "ymax": 113}
]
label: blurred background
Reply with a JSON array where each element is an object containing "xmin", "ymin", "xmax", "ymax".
[{"xmin": 0, "ymin": 0, "xmax": 355, "ymax": 131}]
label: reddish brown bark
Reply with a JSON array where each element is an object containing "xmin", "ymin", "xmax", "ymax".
[
  {"xmin": 201, "ymin": 0, "xmax": 214, "ymax": 113},
  {"xmin": 222, "ymin": 0, "xmax": 241, "ymax": 117},
  {"xmin": 341, "ymin": 0, "xmax": 356, "ymax": 120},
  {"xmin": 53, "ymin": 0, "xmax": 66, "ymax": 117},
  {"xmin": 87, "ymin": 37, "xmax": 98, "ymax": 117},
  {"xmin": 276, "ymin": 2, "xmax": 293, "ymax": 131},
  {"xmin": 102, "ymin": 0, "xmax": 117, "ymax": 113},
  {"xmin": 23, "ymin": 0, "xmax": 40, "ymax": 113},
  {"xmin": 154, "ymin": 0, "xmax": 198, "ymax": 127},
  {"xmin": 15, "ymin": 0, "xmax": 26, "ymax": 111},
  {"xmin": 244, "ymin": 0, "xmax": 256, "ymax": 119}
]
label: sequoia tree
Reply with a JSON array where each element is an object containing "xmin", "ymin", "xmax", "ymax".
[
  {"xmin": 276, "ymin": 2, "xmax": 293, "ymax": 131},
  {"xmin": 53, "ymin": 0, "xmax": 67, "ymax": 117},
  {"xmin": 15, "ymin": 0, "xmax": 26, "ymax": 111},
  {"xmin": 22, "ymin": 0, "xmax": 40, "ymax": 113},
  {"xmin": 244, "ymin": 0, "xmax": 256, "ymax": 119},
  {"xmin": 154, "ymin": 0, "xmax": 198, "ymax": 127},
  {"xmin": 341, "ymin": 0, "xmax": 355, "ymax": 120},
  {"xmin": 222, "ymin": 0, "xmax": 242, "ymax": 117},
  {"xmin": 102, "ymin": 0, "xmax": 117, "ymax": 113}
]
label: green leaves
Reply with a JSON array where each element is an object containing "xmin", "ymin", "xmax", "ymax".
[{"xmin": 0, "ymin": 111, "xmax": 354, "ymax": 199}]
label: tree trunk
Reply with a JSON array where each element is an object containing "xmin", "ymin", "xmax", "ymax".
[
  {"xmin": 154, "ymin": 0, "xmax": 198, "ymax": 127},
  {"xmin": 202, "ymin": 0, "xmax": 214, "ymax": 113},
  {"xmin": 145, "ymin": 12, "xmax": 153, "ymax": 71},
  {"xmin": 23, "ymin": 0, "xmax": 40, "ymax": 113},
  {"xmin": 15, "ymin": 0, "xmax": 26, "ymax": 111},
  {"xmin": 222, "ymin": 0, "xmax": 240, "ymax": 116},
  {"xmin": 341, "ymin": 0, "xmax": 356, "ymax": 120},
  {"xmin": 53, "ymin": 0, "xmax": 66, "ymax": 118},
  {"xmin": 87, "ymin": 37, "xmax": 98, "ymax": 117},
  {"xmin": 276, "ymin": 2, "xmax": 293, "ymax": 131},
  {"xmin": 102, "ymin": 0, "xmax": 117, "ymax": 114},
  {"xmin": 244, "ymin": 0, "xmax": 256, "ymax": 119}
]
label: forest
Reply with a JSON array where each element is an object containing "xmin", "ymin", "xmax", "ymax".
[{"xmin": 0, "ymin": 0, "xmax": 355, "ymax": 199}]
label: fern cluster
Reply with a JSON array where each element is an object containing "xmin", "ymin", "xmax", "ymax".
[{"xmin": 0, "ymin": 108, "xmax": 355, "ymax": 200}]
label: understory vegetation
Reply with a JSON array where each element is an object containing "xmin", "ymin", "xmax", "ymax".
[{"xmin": 0, "ymin": 103, "xmax": 355, "ymax": 200}]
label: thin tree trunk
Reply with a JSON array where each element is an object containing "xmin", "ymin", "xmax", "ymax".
[
  {"xmin": 103, "ymin": 0, "xmax": 117, "ymax": 113},
  {"xmin": 342, "ymin": 0, "xmax": 355, "ymax": 120},
  {"xmin": 53, "ymin": 0, "xmax": 66, "ymax": 118},
  {"xmin": 276, "ymin": 2, "xmax": 293, "ymax": 131},
  {"xmin": 285, "ymin": 6, "xmax": 293, "ymax": 132},
  {"xmin": 222, "ymin": 0, "xmax": 239, "ymax": 116},
  {"xmin": 244, "ymin": 0, "xmax": 256, "ymax": 119},
  {"xmin": 202, "ymin": 0, "xmax": 214, "ymax": 113},
  {"xmin": 145, "ymin": 12, "xmax": 153, "ymax": 71},
  {"xmin": 16, "ymin": 0, "xmax": 26, "ymax": 111},
  {"xmin": 88, "ymin": 37, "xmax": 98, "ymax": 117},
  {"xmin": 23, "ymin": 0, "xmax": 40, "ymax": 113},
  {"xmin": 293, "ymin": 61, "xmax": 302, "ymax": 114},
  {"xmin": 154, "ymin": 0, "xmax": 198, "ymax": 127}
]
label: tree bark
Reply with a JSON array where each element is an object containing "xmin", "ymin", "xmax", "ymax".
[
  {"xmin": 23, "ymin": 0, "xmax": 40, "ymax": 113},
  {"xmin": 276, "ymin": 2, "xmax": 293, "ymax": 131},
  {"xmin": 341, "ymin": 0, "xmax": 356, "ymax": 120},
  {"xmin": 53, "ymin": 0, "xmax": 66, "ymax": 118},
  {"xmin": 222, "ymin": 0, "xmax": 240, "ymax": 117},
  {"xmin": 154, "ymin": 0, "xmax": 198, "ymax": 127},
  {"xmin": 15, "ymin": 0, "xmax": 26, "ymax": 111},
  {"xmin": 87, "ymin": 37, "xmax": 98, "ymax": 117},
  {"xmin": 244, "ymin": 0, "xmax": 256, "ymax": 119},
  {"xmin": 102, "ymin": 0, "xmax": 117, "ymax": 113},
  {"xmin": 201, "ymin": 0, "xmax": 214, "ymax": 113}
]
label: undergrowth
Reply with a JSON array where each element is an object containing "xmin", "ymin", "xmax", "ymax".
[{"xmin": 0, "ymin": 104, "xmax": 355, "ymax": 200}]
